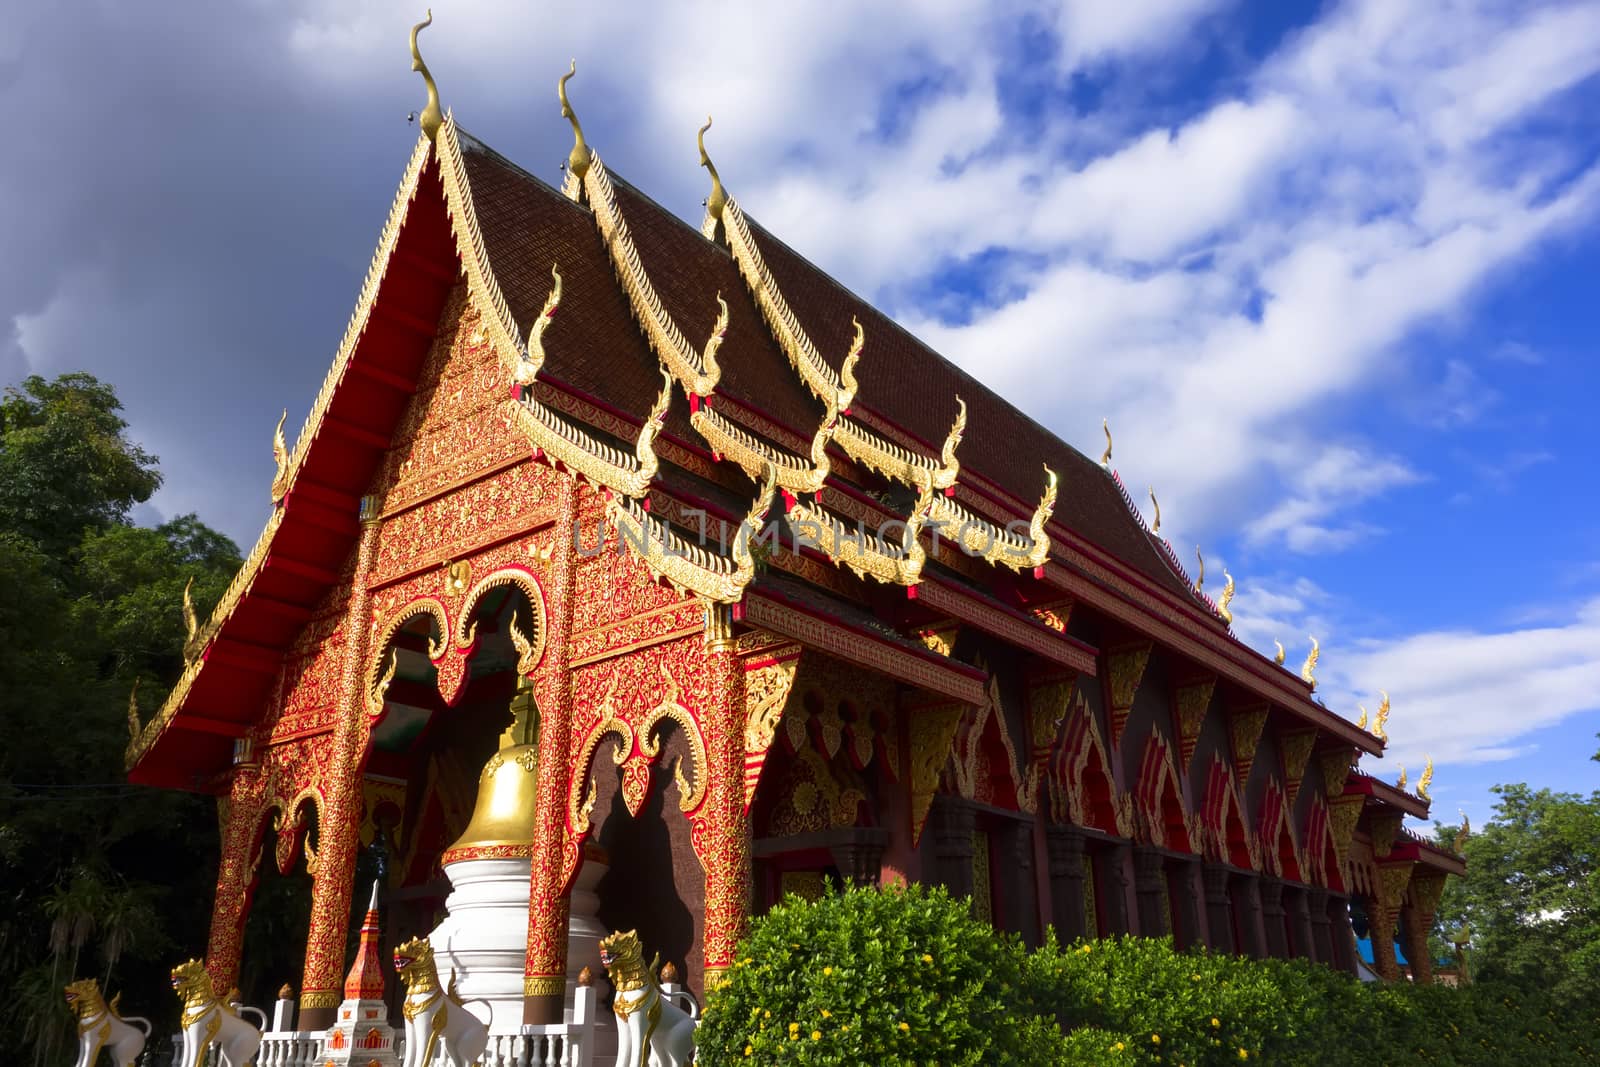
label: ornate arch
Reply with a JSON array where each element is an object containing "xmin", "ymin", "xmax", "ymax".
[
  {"xmin": 1052, "ymin": 691, "xmax": 1123, "ymax": 834},
  {"xmin": 269, "ymin": 788, "xmax": 322, "ymax": 876},
  {"xmin": 367, "ymin": 597, "xmax": 449, "ymax": 706},
  {"xmin": 1135, "ymin": 726, "xmax": 1191, "ymax": 852},
  {"xmin": 1202, "ymin": 756, "xmax": 1259, "ymax": 870},
  {"xmin": 1257, "ymin": 776, "xmax": 1302, "ymax": 881},
  {"xmin": 452, "ymin": 565, "xmax": 548, "ymax": 673}
]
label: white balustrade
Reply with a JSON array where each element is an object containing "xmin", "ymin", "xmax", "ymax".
[{"xmin": 254, "ymin": 1030, "xmax": 324, "ymax": 1066}]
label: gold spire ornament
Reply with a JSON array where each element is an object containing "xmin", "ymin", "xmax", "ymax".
[
  {"xmin": 127, "ymin": 679, "xmax": 141, "ymax": 742},
  {"xmin": 1356, "ymin": 705, "xmax": 1369, "ymax": 730},
  {"xmin": 698, "ymin": 116, "xmax": 727, "ymax": 222},
  {"xmin": 1374, "ymin": 689, "xmax": 1390, "ymax": 742},
  {"xmin": 1194, "ymin": 546, "xmax": 1205, "ymax": 593},
  {"xmin": 517, "ymin": 263, "xmax": 563, "ymax": 385},
  {"xmin": 409, "ymin": 10, "xmax": 441, "ymax": 143},
  {"xmin": 1397, "ymin": 765, "xmax": 1408, "ymax": 791},
  {"xmin": 1216, "ymin": 570, "xmax": 1235, "ymax": 625},
  {"xmin": 1100, "ymin": 418, "xmax": 1113, "ymax": 467},
  {"xmin": 1300, "ymin": 636, "xmax": 1319, "ymax": 689},
  {"xmin": 182, "ymin": 577, "xmax": 198, "ymax": 643},
  {"xmin": 271, "ymin": 409, "xmax": 290, "ymax": 503},
  {"xmin": 1417, "ymin": 755, "xmax": 1433, "ymax": 800},
  {"xmin": 559, "ymin": 60, "xmax": 591, "ymax": 180},
  {"xmin": 1274, "ymin": 640, "xmax": 1286, "ymax": 665},
  {"xmin": 1148, "ymin": 487, "xmax": 1161, "ymax": 535}
]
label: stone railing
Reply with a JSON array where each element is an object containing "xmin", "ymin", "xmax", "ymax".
[{"xmin": 255, "ymin": 1031, "xmax": 324, "ymax": 1066}]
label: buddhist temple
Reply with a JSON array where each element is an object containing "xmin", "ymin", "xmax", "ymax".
[{"xmin": 124, "ymin": 14, "xmax": 1464, "ymax": 1042}]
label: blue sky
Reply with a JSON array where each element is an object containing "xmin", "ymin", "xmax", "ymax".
[{"xmin": 4, "ymin": 0, "xmax": 1597, "ymax": 828}]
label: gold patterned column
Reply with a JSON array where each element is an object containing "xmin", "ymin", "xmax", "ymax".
[
  {"xmin": 697, "ymin": 603, "xmax": 749, "ymax": 989},
  {"xmin": 299, "ymin": 496, "xmax": 384, "ymax": 1030},
  {"xmin": 1369, "ymin": 861, "xmax": 1413, "ymax": 983},
  {"xmin": 205, "ymin": 787, "xmax": 263, "ymax": 995},
  {"xmin": 523, "ymin": 478, "xmax": 580, "ymax": 1024},
  {"xmin": 1402, "ymin": 869, "xmax": 1447, "ymax": 984}
]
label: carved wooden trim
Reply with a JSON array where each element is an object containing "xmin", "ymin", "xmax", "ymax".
[
  {"xmin": 1105, "ymin": 642, "xmax": 1152, "ymax": 750},
  {"xmin": 1228, "ymin": 703, "xmax": 1270, "ymax": 786},
  {"xmin": 1173, "ymin": 676, "xmax": 1216, "ymax": 772}
]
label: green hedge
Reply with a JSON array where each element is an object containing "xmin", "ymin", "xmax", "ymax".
[{"xmin": 697, "ymin": 885, "xmax": 1599, "ymax": 1066}]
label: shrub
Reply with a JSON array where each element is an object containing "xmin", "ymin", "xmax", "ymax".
[{"xmin": 696, "ymin": 883, "xmax": 1070, "ymax": 1065}]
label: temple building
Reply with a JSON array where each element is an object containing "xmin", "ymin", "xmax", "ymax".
[{"xmin": 124, "ymin": 18, "xmax": 1464, "ymax": 1035}]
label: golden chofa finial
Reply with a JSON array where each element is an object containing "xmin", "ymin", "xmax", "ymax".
[
  {"xmin": 182, "ymin": 576, "xmax": 198, "ymax": 643},
  {"xmin": 698, "ymin": 115, "xmax": 727, "ymax": 221},
  {"xmin": 1194, "ymin": 546, "xmax": 1205, "ymax": 593},
  {"xmin": 1300, "ymin": 635, "xmax": 1319, "ymax": 689},
  {"xmin": 271, "ymin": 409, "xmax": 290, "ymax": 504},
  {"xmin": 127, "ymin": 678, "xmax": 141, "ymax": 742},
  {"xmin": 1374, "ymin": 689, "xmax": 1390, "ymax": 742},
  {"xmin": 1217, "ymin": 570, "xmax": 1235, "ymax": 625},
  {"xmin": 409, "ymin": 10, "xmax": 441, "ymax": 144},
  {"xmin": 1147, "ymin": 487, "xmax": 1161, "ymax": 535},
  {"xmin": 1356, "ymin": 705, "xmax": 1369, "ymax": 730},
  {"xmin": 1100, "ymin": 418, "xmax": 1113, "ymax": 467},
  {"xmin": 1273, "ymin": 639, "xmax": 1286, "ymax": 665},
  {"xmin": 559, "ymin": 60, "xmax": 591, "ymax": 180},
  {"xmin": 1397, "ymin": 764, "xmax": 1408, "ymax": 791},
  {"xmin": 1417, "ymin": 755, "xmax": 1433, "ymax": 800}
]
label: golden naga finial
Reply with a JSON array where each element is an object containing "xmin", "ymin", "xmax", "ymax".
[
  {"xmin": 1356, "ymin": 705, "xmax": 1369, "ymax": 730},
  {"xmin": 409, "ymin": 10, "xmax": 442, "ymax": 144},
  {"xmin": 1397, "ymin": 764, "xmax": 1408, "ymax": 791},
  {"xmin": 635, "ymin": 368, "xmax": 673, "ymax": 481},
  {"xmin": 1194, "ymin": 546, "xmax": 1205, "ymax": 592},
  {"xmin": 700, "ymin": 293, "xmax": 728, "ymax": 391},
  {"xmin": 839, "ymin": 317, "xmax": 864, "ymax": 411},
  {"xmin": 1027, "ymin": 465, "xmax": 1059, "ymax": 569},
  {"xmin": 1374, "ymin": 689, "xmax": 1390, "ymax": 742},
  {"xmin": 559, "ymin": 60, "xmax": 591, "ymax": 180},
  {"xmin": 518, "ymin": 262, "xmax": 563, "ymax": 385},
  {"xmin": 509, "ymin": 609, "xmax": 538, "ymax": 676},
  {"xmin": 1100, "ymin": 418, "xmax": 1113, "ymax": 467},
  {"xmin": 939, "ymin": 396, "xmax": 967, "ymax": 474},
  {"xmin": 366, "ymin": 649, "xmax": 398, "ymax": 718},
  {"xmin": 271, "ymin": 409, "xmax": 290, "ymax": 503},
  {"xmin": 697, "ymin": 116, "xmax": 727, "ymax": 221},
  {"xmin": 127, "ymin": 678, "xmax": 141, "ymax": 742},
  {"xmin": 182, "ymin": 576, "xmax": 198, "ymax": 643},
  {"xmin": 1273, "ymin": 639, "xmax": 1286, "ymax": 665},
  {"xmin": 1217, "ymin": 570, "xmax": 1235, "ymax": 625},
  {"xmin": 1300, "ymin": 635, "xmax": 1319, "ymax": 689},
  {"xmin": 1147, "ymin": 486, "xmax": 1161, "ymax": 535},
  {"xmin": 1418, "ymin": 755, "xmax": 1433, "ymax": 800},
  {"xmin": 1456, "ymin": 809, "xmax": 1470, "ymax": 853}
]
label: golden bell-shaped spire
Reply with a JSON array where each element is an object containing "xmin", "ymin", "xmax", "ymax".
[{"xmin": 441, "ymin": 676, "xmax": 542, "ymax": 864}]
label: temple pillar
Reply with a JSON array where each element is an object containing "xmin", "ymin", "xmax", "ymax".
[
  {"xmin": 300, "ymin": 496, "xmax": 383, "ymax": 1030},
  {"xmin": 1259, "ymin": 877, "xmax": 1288, "ymax": 959},
  {"xmin": 830, "ymin": 836, "xmax": 887, "ymax": 889},
  {"xmin": 1370, "ymin": 862, "xmax": 1412, "ymax": 983},
  {"xmin": 1168, "ymin": 857, "xmax": 1203, "ymax": 950},
  {"xmin": 1308, "ymin": 888, "xmax": 1333, "ymax": 965},
  {"xmin": 1045, "ymin": 826, "xmax": 1088, "ymax": 942},
  {"xmin": 930, "ymin": 796, "xmax": 976, "ymax": 900},
  {"xmin": 1286, "ymin": 887, "xmax": 1314, "ymax": 960},
  {"xmin": 1102, "ymin": 843, "xmax": 1132, "ymax": 935},
  {"xmin": 1201, "ymin": 863, "xmax": 1235, "ymax": 954},
  {"xmin": 205, "ymin": 790, "xmax": 263, "ymax": 994},
  {"xmin": 1002, "ymin": 820, "xmax": 1040, "ymax": 947},
  {"xmin": 1231, "ymin": 872, "xmax": 1265, "ymax": 958},
  {"xmin": 699, "ymin": 605, "xmax": 751, "ymax": 989},
  {"xmin": 1401, "ymin": 905, "xmax": 1434, "ymax": 984},
  {"xmin": 1132, "ymin": 847, "xmax": 1168, "ymax": 937},
  {"xmin": 1328, "ymin": 893, "xmax": 1359, "ymax": 975},
  {"xmin": 524, "ymin": 479, "xmax": 580, "ymax": 1024}
]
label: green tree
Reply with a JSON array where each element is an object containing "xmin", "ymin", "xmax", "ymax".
[
  {"xmin": 1435, "ymin": 783, "xmax": 1600, "ymax": 1011},
  {"xmin": 0, "ymin": 373, "xmax": 239, "ymax": 1063}
]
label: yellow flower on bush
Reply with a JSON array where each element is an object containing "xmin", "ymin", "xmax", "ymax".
[
  {"xmin": 1152, "ymin": 1034, "xmax": 1161, "ymax": 1045},
  {"xmin": 1112, "ymin": 1041, "xmax": 1125, "ymax": 1052},
  {"xmin": 899, "ymin": 1021, "xmax": 911, "ymax": 1032},
  {"xmin": 1211, "ymin": 1018, "xmax": 1221, "ymax": 1028},
  {"xmin": 788, "ymin": 1022, "xmax": 799, "ymax": 1037},
  {"xmin": 922, "ymin": 953, "xmax": 934, "ymax": 963},
  {"xmin": 1238, "ymin": 1050, "xmax": 1249, "ymax": 1060},
  {"xmin": 743, "ymin": 1045, "xmax": 752, "ymax": 1057},
  {"xmin": 821, "ymin": 1010, "xmax": 832, "ymax": 1018}
]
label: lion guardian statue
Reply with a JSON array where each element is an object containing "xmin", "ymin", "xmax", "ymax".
[
  {"xmin": 169, "ymin": 958, "xmax": 264, "ymax": 1067},
  {"xmin": 599, "ymin": 930, "xmax": 695, "ymax": 1067},
  {"xmin": 393, "ymin": 936, "xmax": 488, "ymax": 1067},
  {"xmin": 64, "ymin": 978, "xmax": 151, "ymax": 1067}
]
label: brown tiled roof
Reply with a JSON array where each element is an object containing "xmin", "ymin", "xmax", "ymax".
[{"xmin": 461, "ymin": 132, "xmax": 1196, "ymax": 602}]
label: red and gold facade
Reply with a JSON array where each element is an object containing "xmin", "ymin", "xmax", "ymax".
[{"xmin": 127, "ymin": 54, "xmax": 1461, "ymax": 1026}]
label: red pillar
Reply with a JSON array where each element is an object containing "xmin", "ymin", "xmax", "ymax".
[
  {"xmin": 697, "ymin": 604, "xmax": 750, "ymax": 989},
  {"xmin": 523, "ymin": 478, "xmax": 580, "ymax": 1023},
  {"xmin": 299, "ymin": 497, "xmax": 383, "ymax": 1029},
  {"xmin": 205, "ymin": 787, "xmax": 263, "ymax": 995}
]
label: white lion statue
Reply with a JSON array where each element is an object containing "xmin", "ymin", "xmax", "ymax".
[
  {"xmin": 599, "ymin": 930, "xmax": 695, "ymax": 1067},
  {"xmin": 393, "ymin": 936, "xmax": 488, "ymax": 1067},
  {"xmin": 169, "ymin": 958, "xmax": 265, "ymax": 1067},
  {"xmin": 65, "ymin": 978, "xmax": 151, "ymax": 1067}
]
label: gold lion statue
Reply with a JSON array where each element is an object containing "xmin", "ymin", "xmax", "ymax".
[
  {"xmin": 393, "ymin": 936, "xmax": 487, "ymax": 1067},
  {"xmin": 169, "ymin": 958, "xmax": 264, "ymax": 1067},
  {"xmin": 599, "ymin": 930, "xmax": 696, "ymax": 1067},
  {"xmin": 65, "ymin": 978, "xmax": 151, "ymax": 1067}
]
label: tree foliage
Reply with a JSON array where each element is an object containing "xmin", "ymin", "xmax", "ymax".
[
  {"xmin": 1434, "ymin": 782, "xmax": 1600, "ymax": 1011},
  {"xmin": 0, "ymin": 374, "xmax": 240, "ymax": 1062}
]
